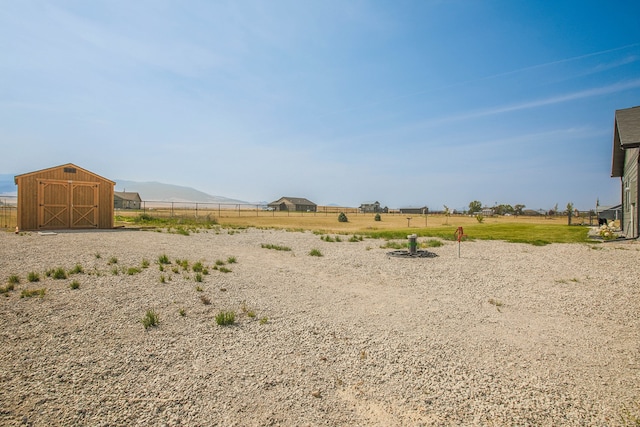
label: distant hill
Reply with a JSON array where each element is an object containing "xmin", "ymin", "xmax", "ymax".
[{"xmin": 114, "ymin": 180, "xmax": 249, "ymax": 205}]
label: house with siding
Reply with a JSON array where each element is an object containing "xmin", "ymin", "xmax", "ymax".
[
  {"xmin": 359, "ymin": 201, "xmax": 388, "ymax": 213},
  {"xmin": 268, "ymin": 197, "xmax": 317, "ymax": 212},
  {"xmin": 114, "ymin": 191, "xmax": 142, "ymax": 209},
  {"xmin": 611, "ymin": 105, "xmax": 640, "ymax": 238}
]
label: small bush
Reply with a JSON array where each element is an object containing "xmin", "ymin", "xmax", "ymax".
[
  {"xmin": 0, "ymin": 283, "xmax": 15, "ymax": 294},
  {"xmin": 21, "ymin": 288, "xmax": 46, "ymax": 298},
  {"xmin": 338, "ymin": 212, "xmax": 348, "ymax": 222},
  {"xmin": 475, "ymin": 214, "xmax": 484, "ymax": 223},
  {"xmin": 69, "ymin": 280, "xmax": 80, "ymax": 290},
  {"xmin": 215, "ymin": 259, "xmax": 225, "ymax": 266},
  {"xmin": 69, "ymin": 264, "xmax": 84, "ymax": 274},
  {"xmin": 158, "ymin": 254, "xmax": 170, "ymax": 264},
  {"xmin": 8, "ymin": 275, "xmax": 20, "ymax": 284},
  {"xmin": 27, "ymin": 272, "xmax": 40, "ymax": 282},
  {"xmin": 226, "ymin": 256, "xmax": 237, "ymax": 264},
  {"xmin": 141, "ymin": 309, "xmax": 159, "ymax": 329},
  {"xmin": 374, "ymin": 213, "xmax": 381, "ymax": 221},
  {"xmin": 127, "ymin": 267, "xmax": 142, "ymax": 275},
  {"xmin": 215, "ymin": 311, "xmax": 235, "ymax": 326},
  {"xmin": 261, "ymin": 243, "xmax": 291, "ymax": 251},
  {"xmin": 52, "ymin": 268, "xmax": 67, "ymax": 280},
  {"xmin": 309, "ymin": 248, "xmax": 323, "ymax": 257},
  {"xmin": 192, "ymin": 261, "xmax": 204, "ymax": 272}
]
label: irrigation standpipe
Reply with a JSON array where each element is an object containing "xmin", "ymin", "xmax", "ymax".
[{"xmin": 454, "ymin": 226, "xmax": 467, "ymax": 258}]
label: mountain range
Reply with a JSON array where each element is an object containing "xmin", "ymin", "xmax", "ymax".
[{"xmin": 0, "ymin": 174, "xmax": 250, "ymax": 204}]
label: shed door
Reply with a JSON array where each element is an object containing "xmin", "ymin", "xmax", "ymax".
[{"xmin": 38, "ymin": 180, "xmax": 99, "ymax": 229}]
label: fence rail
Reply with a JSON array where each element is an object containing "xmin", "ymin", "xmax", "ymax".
[{"xmin": 0, "ymin": 195, "xmax": 600, "ymax": 229}]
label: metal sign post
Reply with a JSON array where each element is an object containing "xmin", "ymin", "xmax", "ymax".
[{"xmin": 454, "ymin": 226, "xmax": 467, "ymax": 258}]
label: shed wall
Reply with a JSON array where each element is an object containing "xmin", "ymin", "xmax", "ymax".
[{"xmin": 16, "ymin": 166, "xmax": 114, "ymax": 230}]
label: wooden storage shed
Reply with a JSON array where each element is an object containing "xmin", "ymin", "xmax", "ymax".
[{"xmin": 14, "ymin": 163, "xmax": 115, "ymax": 231}]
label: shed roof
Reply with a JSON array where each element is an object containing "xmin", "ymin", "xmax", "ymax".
[
  {"xmin": 612, "ymin": 106, "xmax": 640, "ymax": 177},
  {"xmin": 14, "ymin": 163, "xmax": 115, "ymax": 185}
]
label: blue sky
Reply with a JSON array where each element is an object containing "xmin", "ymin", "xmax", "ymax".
[{"xmin": 1, "ymin": 1, "xmax": 639, "ymax": 210}]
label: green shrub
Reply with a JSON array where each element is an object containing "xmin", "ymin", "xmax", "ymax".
[
  {"xmin": 309, "ymin": 248, "xmax": 323, "ymax": 257},
  {"xmin": 218, "ymin": 267, "xmax": 232, "ymax": 273},
  {"xmin": 338, "ymin": 212, "xmax": 348, "ymax": 222},
  {"xmin": 69, "ymin": 280, "xmax": 80, "ymax": 290},
  {"xmin": 226, "ymin": 256, "xmax": 237, "ymax": 264},
  {"xmin": 261, "ymin": 243, "xmax": 292, "ymax": 251},
  {"xmin": 215, "ymin": 311, "xmax": 235, "ymax": 326},
  {"xmin": 27, "ymin": 272, "xmax": 40, "ymax": 282},
  {"xmin": 158, "ymin": 254, "xmax": 170, "ymax": 265},
  {"xmin": 8, "ymin": 275, "xmax": 20, "ymax": 284},
  {"xmin": 194, "ymin": 273, "xmax": 203, "ymax": 282},
  {"xmin": 475, "ymin": 214, "xmax": 484, "ymax": 223},
  {"xmin": 192, "ymin": 261, "xmax": 204, "ymax": 272},
  {"xmin": 108, "ymin": 256, "xmax": 118, "ymax": 265},
  {"xmin": 141, "ymin": 259, "xmax": 150, "ymax": 268},
  {"xmin": 141, "ymin": 309, "xmax": 159, "ymax": 329},
  {"xmin": 21, "ymin": 288, "xmax": 46, "ymax": 298},
  {"xmin": 374, "ymin": 213, "xmax": 381, "ymax": 221},
  {"xmin": 127, "ymin": 267, "xmax": 142, "ymax": 275},
  {"xmin": 52, "ymin": 268, "xmax": 67, "ymax": 280},
  {"xmin": 349, "ymin": 235, "xmax": 363, "ymax": 242}
]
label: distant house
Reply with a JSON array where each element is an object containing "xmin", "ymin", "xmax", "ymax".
[
  {"xmin": 481, "ymin": 208, "xmax": 495, "ymax": 217},
  {"xmin": 359, "ymin": 201, "xmax": 388, "ymax": 214},
  {"xmin": 611, "ymin": 105, "xmax": 640, "ymax": 238},
  {"xmin": 114, "ymin": 191, "xmax": 142, "ymax": 209},
  {"xmin": 268, "ymin": 196, "xmax": 317, "ymax": 212},
  {"xmin": 399, "ymin": 206, "xmax": 428, "ymax": 215}
]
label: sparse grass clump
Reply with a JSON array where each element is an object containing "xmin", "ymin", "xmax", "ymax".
[
  {"xmin": 259, "ymin": 317, "xmax": 268, "ymax": 325},
  {"xmin": 309, "ymin": 248, "xmax": 323, "ymax": 257},
  {"xmin": 69, "ymin": 264, "xmax": 84, "ymax": 274},
  {"xmin": 380, "ymin": 240, "xmax": 404, "ymax": 249},
  {"xmin": 215, "ymin": 310, "xmax": 235, "ymax": 326},
  {"xmin": 158, "ymin": 254, "xmax": 170, "ymax": 265},
  {"xmin": 127, "ymin": 267, "xmax": 142, "ymax": 275},
  {"xmin": 141, "ymin": 259, "xmax": 150, "ymax": 268},
  {"xmin": 192, "ymin": 261, "xmax": 204, "ymax": 272},
  {"xmin": 218, "ymin": 266, "xmax": 232, "ymax": 273},
  {"xmin": 421, "ymin": 239, "xmax": 444, "ymax": 248},
  {"xmin": 111, "ymin": 267, "xmax": 119, "ymax": 275},
  {"xmin": 178, "ymin": 308, "xmax": 186, "ymax": 317},
  {"xmin": 0, "ymin": 283, "xmax": 15, "ymax": 295},
  {"xmin": 8, "ymin": 275, "xmax": 20, "ymax": 284},
  {"xmin": 261, "ymin": 243, "xmax": 292, "ymax": 251},
  {"xmin": 21, "ymin": 288, "xmax": 46, "ymax": 298},
  {"xmin": 27, "ymin": 272, "xmax": 40, "ymax": 282},
  {"xmin": 349, "ymin": 235, "xmax": 363, "ymax": 242},
  {"xmin": 488, "ymin": 298, "xmax": 504, "ymax": 311},
  {"xmin": 108, "ymin": 256, "xmax": 118, "ymax": 265},
  {"xmin": 69, "ymin": 280, "xmax": 80, "ymax": 290},
  {"xmin": 194, "ymin": 273, "xmax": 203, "ymax": 282},
  {"xmin": 52, "ymin": 268, "xmax": 67, "ymax": 280},
  {"xmin": 160, "ymin": 274, "xmax": 166, "ymax": 283},
  {"xmin": 141, "ymin": 309, "xmax": 159, "ymax": 329},
  {"xmin": 226, "ymin": 256, "xmax": 237, "ymax": 264}
]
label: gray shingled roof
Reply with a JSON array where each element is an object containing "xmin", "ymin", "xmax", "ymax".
[
  {"xmin": 616, "ymin": 106, "xmax": 640, "ymax": 147},
  {"xmin": 611, "ymin": 106, "xmax": 640, "ymax": 177}
]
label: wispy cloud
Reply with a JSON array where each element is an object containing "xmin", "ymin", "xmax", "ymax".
[{"xmin": 420, "ymin": 78, "xmax": 640, "ymax": 127}]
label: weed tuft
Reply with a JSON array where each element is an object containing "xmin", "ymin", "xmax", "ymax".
[
  {"xmin": 21, "ymin": 288, "xmax": 46, "ymax": 298},
  {"xmin": 52, "ymin": 268, "xmax": 67, "ymax": 280},
  {"xmin": 69, "ymin": 280, "xmax": 80, "ymax": 290},
  {"xmin": 215, "ymin": 310, "xmax": 235, "ymax": 326},
  {"xmin": 141, "ymin": 309, "xmax": 159, "ymax": 329},
  {"xmin": 8, "ymin": 274, "xmax": 20, "ymax": 284},
  {"xmin": 309, "ymin": 248, "xmax": 323, "ymax": 257},
  {"xmin": 158, "ymin": 254, "xmax": 170, "ymax": 264},
  {"xmin": 261, "ymin": 243, "xmax": 292, "ymax": 251},
  {"xmin": 27, "ymin": 272, "xmax": 40, "ymax": 282}
]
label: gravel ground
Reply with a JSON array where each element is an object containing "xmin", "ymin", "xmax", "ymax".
[{"xmin": 1, "ymin": 228, "xmax": 639, "ymax": 426}]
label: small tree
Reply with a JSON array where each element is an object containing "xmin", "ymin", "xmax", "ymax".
[
  {"xmin": 338, "ymin": 212, "xmax": 348, "ymax": 223},
  {"xmin": 566, "ymin": 202, "xmax": 574, "ymax": 225},
  {"xmin": 443, "ymin": 205, "xmax": 451, "ymax": 225},
  {"xmin": 514, "ymin": 204, "xmax": 525, "ymax": 216},
  {"xmin": 374, "ymin": 213, "xmax": 381, "ymax": 221},
  {"xmin": 468, "ymin": 200, "xmax": 482, "ymax": 215}
]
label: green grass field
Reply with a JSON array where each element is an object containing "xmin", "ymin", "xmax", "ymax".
[{"xmin": 115, "ymin": 210, "xmax": 594, "ymax": 245}]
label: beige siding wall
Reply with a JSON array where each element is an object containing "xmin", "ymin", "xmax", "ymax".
[{"xmin": 622, "ymin": 147, "xmax": 639, "ymax": 237}]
